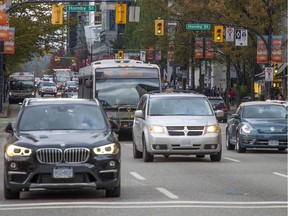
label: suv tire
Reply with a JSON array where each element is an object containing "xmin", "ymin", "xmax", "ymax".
[
  {"xmin": 4, "ymin": 180, "xmax": 20, "ymax": 199},
  {"xmin": 143, "ymin": 137, "xmax": 154, "ymax": 162},
  {"xmin": 106, "ymin": 181, "xmax": 121, "ymax": 197}
]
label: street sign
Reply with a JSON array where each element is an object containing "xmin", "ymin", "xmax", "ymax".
[
  {"xmin": 186, "ymin": 24, "xmax": 211, "ymax": 30},
  {"xmin": 235, "ymin": 29, "xmax": 248, "ymax": 46},
  {"xmin": 167, "ymin": 22, "xmax": 178, "ymax": 27},
  {"xmin": 225, "ymin": 27, "xmax": 234, "ymax": 42},
  {"xmin": 265, "ymin": 67, "xmax": 273, "ymax": 82},
  {"xmin": 66, "ymin": 5, "xmax": 96, "ymax": 12}
]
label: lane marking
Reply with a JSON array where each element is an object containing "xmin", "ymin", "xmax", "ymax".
[
  {"xmin": 130, "ymin": 172, "xmax": 146, "ymax": 180},
  {"xmin": 273, "ymin": 172, "xmax": 288, "ymax": 178},
  {"xmin": 223, "ymin": 157, "xmax": 241, "ymax": 163},
  {"xmin": 0, "ymin": 201, "xmax": 286, "ymax": 211},
  {"xmin": 156, "ymin": 187, "xmax": 179, "ymax": 199}
]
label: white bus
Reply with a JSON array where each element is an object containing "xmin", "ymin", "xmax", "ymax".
[{"xmin": 78, "ymin": 59, "xmax": 162, "ymax": 132}]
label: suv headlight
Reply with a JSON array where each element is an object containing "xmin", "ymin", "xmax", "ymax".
[
  {"xmin": 206, "ymin": 124, "xmax": 220, "ymax": 133},
  {"xmin": 241, "ymin": 123, "xmax": 253, "ymax": 133},
  {"xmin": 93, "ymin": 143, "xmax": 119, "ymax": 155},
  {"xmin": 148, "ymin": 125, "xmax": 165, "ymax": 133},
  {"xmin": 5, "ymin": 145, "xmax": 32, "ymax": 157}
]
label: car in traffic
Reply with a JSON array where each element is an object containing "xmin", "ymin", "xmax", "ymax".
[
  {"xmin": 64, "ymin": 81, "xmax": 79, "ymax": 92},
  {"xmin": 38, "ymin": 81, "xmax": 58, "ymax": 97},
  {"xmin": 4, "ymin": 98, "xmax": 121, "ymax": 199},
  {"xmin": 132, "ymin": 92, "xmax": 223, "ymax": 162},
  {"xmin": 226, "ymin": 101, "xmax": 288, "ymax": 153},
  {"xmin": 207, "ymin": 96, "xmax": 228, "ymax": 123}
]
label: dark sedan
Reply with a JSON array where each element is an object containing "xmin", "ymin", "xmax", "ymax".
[
  {"xmin": 4, "ymin": 98, "xmax": 121, "ymax": 199},
  {"xmin": 207, "ymin": 96, "xmax": 228, "ymax": 123},
  {"xmin": 226, "ymin": 101, "xmax": 287, "ymax": 153}
]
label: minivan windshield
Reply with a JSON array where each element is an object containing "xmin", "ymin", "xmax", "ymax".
[{"xmin": 149, "ymin": 97, "xmax": 214, "ymax": 116}]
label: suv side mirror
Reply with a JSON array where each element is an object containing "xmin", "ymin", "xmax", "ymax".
[{"xmin": 5, "ymin": 122, "xmax": 13, "ymax": 134}]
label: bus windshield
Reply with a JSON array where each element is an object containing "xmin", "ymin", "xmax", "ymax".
[
  {"xmin": 9, "ymin": 80, "xmax": 34, "ymax": 90},
  {"xmin": 95, "ymin": 68, "xmax": 160, "ymax": 108}
]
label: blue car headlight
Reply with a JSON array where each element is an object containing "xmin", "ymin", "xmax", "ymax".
[{"xmin": 241, "ymin": 123, "xmax": 253, "ymax": 133}]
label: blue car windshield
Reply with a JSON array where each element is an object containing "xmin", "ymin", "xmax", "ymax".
[{"xmin": 242, "ymin": 105, "xmax": 287, "ymax": 118}]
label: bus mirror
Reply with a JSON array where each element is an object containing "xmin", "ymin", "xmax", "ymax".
[{"xmin": 85, "ymin": 80, "xmax": 93, "ymax": 88}]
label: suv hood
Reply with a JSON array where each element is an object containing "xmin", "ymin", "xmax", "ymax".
[{"xmin": 148, "ymin": 115, "xmax": 217, "ymax": 126}]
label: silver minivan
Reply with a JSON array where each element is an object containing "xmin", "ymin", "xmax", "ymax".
[{"xmin": 132, "ymin": 92, "xmax": 224, "ymax": 162}]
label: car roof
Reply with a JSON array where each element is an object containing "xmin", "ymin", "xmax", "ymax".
[
  {"xmin": 22, "ymin": 98, "xmax": 100, "ymax": 107},
  {"xmin": 239, "ymin": 101, "xmax": 285, "ymax": 107}
]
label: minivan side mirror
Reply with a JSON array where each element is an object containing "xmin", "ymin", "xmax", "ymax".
[{"xmin": 134, "ymin": 110, "xmax": 144, "ymax": 118}]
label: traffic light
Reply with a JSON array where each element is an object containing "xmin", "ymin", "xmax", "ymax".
[
  {"xmin": 213, "ymin": 25, "xmax": 224, "ymax": 42},
  {"xmin": 71, "ymin": 57, "xmax": 75, "ymax": 62},
  {"xmin": 155, "ymin": 19, "xmax": 164, "ymax": 36},
  {"xmin": 52, "ymin": 4, "xmax": 64, "ymax": 25},
  {"xmin": 274, "ymin": 63, "xmax": 278, "ymax": 73},
  {"xmin": 118, "ymin": 50, "xmax": 124, "ymax": 59},
  {"xmin": 44, "ymin": 43, "xmax": 50, "ymax": 54}
]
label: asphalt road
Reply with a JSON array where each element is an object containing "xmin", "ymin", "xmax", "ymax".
[{"xmin": 0, "ymin": 101, "xmax": 287, "ymax": 216}]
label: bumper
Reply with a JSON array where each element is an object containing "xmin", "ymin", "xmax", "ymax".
[
  {"xmin": 5, "ymin": 156, "xmax": 120, "ymax": 191},
  {"xmin": 146, "ymin": 132, "xmax": 222, "ymax": 155},
  {"xmin": 239, "ymin": 134, "xmax": 288, "ymax": 148}
]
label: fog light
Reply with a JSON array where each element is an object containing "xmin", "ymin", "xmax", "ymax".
[
  {"xmin": 211, "ymin": 145, "xmax": 216, "ymax": 149},
  {"xmin": 109, "ymin": 160, "xmax": 116, "ymax": 168},
  {"xmin": 10, "ymin": 162, "xmax": 17, "ymax": 170}
]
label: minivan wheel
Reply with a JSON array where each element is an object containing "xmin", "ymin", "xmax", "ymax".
[
  {"xmin": 132, "ymin": 136, "xmax": 143, "ymax": 159},
  {"xmin": 143, "ymin": 138, "xmax": 154, "ymax": 162},
  {"xmin": 210, "ymin": 150, "xmax": 222, "ymax": 162}
]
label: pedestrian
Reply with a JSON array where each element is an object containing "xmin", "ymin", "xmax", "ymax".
[{"xmin": 229, "ymin": 87, "xmax": 236, "ymax": 106}]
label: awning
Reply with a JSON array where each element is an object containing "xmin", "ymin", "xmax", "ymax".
[{"xmin": 276, "ymin": 63, "xmax": 287, "ymax": 77}]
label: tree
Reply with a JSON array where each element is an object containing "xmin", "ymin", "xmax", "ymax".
[{"xmin": 5, "ymin": 3, "xmax": 78, "ymax": 74}]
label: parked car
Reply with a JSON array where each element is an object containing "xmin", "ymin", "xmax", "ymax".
[
  {"xmin": 226, "ymin": 101, "xmax": 288, "ymax": 153},
  {"xmin": 207, "ymin": 96, "xmax": 228, "ymax": 123},
  {"xmin": 4, "ymin": 98, "xmax": 121, "ymax": 199},
  {"xmin": 132, "ymin": 92, "xmax": 223, "ymax": 162},
  {"xmin": 38, "ymin": 81, "xmax": 57, "ymax": 97}
]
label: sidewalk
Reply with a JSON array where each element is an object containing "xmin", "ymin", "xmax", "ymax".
[{"xmin": 0, "ymin": 102, "xmax": 9, "ymax": 118}]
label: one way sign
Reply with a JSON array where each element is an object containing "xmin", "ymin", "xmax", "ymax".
[{"xmin": 235, "ymin": 29, "xmax": 248, "ymax": 46}]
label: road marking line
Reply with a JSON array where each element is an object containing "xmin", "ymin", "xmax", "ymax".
[
  {"xmin": 130, "ymin": 172, "xmax": 146, "ymax": 180},
  {"xmin": 223, "ymin": 157, "xmax": 241, "ymax": 163},
  {"xmin": 273, "ymin": 172, "xmax": 288, "ymax": 178},
  {"xmin": 156, "ymin": 187, "xmax": 178, "ymax": 199}
]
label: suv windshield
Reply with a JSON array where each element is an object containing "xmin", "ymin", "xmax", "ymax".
[
  {"xmin": 19, "ymin": 104, "xmax": 107, "ymax": 131},
  {"xmin": 148, "ymin": 97, "xmax": 214, "ymax": 116}
]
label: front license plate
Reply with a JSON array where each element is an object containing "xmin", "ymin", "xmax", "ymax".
[
  {"xmin": 180, "ymin": 140, "xmax": 193, "ymax": 147},
  {"xmin": 53, "ymin": 167, "xmax": 73, "ymax": 179},
  {"xmin": 268, "ymin": 140, "xmax": 279, "ymax": 146}
]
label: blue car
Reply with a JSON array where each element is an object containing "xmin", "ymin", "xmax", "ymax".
[{"xmin": 226, "ymin": 101, "xmax": 288, "ymax": 153}]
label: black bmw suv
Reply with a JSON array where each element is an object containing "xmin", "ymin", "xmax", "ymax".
[{"xmin": 4, "ymin": 98, "xmax": 121, "ymax": 199}]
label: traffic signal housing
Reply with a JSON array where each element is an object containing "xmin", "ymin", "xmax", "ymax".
[
  {"xmin": 52, "ymin": 4, "xmax": 64, "ymax": 25},
  {"xmin": 118, "ymin": 50, "xmax": 124, "ymax": 59},
  {"xmin": 274, "ymin": 63, "xmax": 278, "ymax": 74},
  {"xmin": 155, "ymin": 19, "xmax": 164, "ymax": 36},
  {"xmin": 213, "ymin": 25, "xmax": 224, "ymax": 42}
]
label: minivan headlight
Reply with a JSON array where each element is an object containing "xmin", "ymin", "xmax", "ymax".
[
  {"xmin": 5, "ymin": 145, "xmax": 32, "ymax": 157},
  {"xmin": 93, "ymin": 143, "xmax": 119, "ymax": 155},
  {"xmin": 148, "ymin": 126, "xmax": 165, "ymax": 133},
  {"xmin": 206, "ymin": 125, "xmax": 220, "ymax": 133}
]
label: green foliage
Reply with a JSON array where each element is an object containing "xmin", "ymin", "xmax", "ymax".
[{"xmin": 5, "ymin": 3, "xmax": 78, "ymax": 74}]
